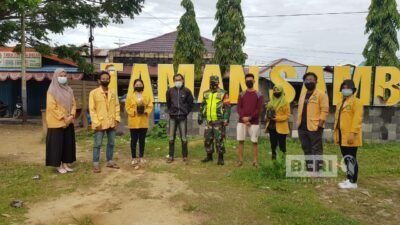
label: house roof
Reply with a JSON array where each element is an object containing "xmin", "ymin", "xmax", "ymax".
[
  {"xmin": 259, "ymin": 58, "xmax": 334, "ymax": 84},
  {"xmin": 113, "ymin": 31, "xmax": 215, "ymax": 54}
]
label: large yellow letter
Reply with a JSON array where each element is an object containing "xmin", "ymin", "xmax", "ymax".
[
  {"xmin": 100, "ymin": 63, "xmax": 123, "ymax": 96},
  {"xmin": 157, "ymin": 64, "xmax": 195, "ymax": 103},
  {"xmin": 270, "ymin": 65, "xmax": 296, "ymax": 103},
  {"xmin": 229, "ymin": 65, "xmax": 259, "ymax": 104},
  {"xmin": 127, "ymin": 64, "xmax": 153, "ymax": 100},
  {"xmin": 333, "ymin": 66, "xmax": 372, "ymax": 106},
  {"xmin": 374, "ymin": 67, "xmax": 400, "ymax": 106},
  {"xmin": 197, "ymin": 65, "xmax": 223, "ymax": 103}
]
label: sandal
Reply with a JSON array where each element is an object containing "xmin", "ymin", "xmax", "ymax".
[
  {"xmin": 93, "ymin": 166, "xmax": 101, "ymax": 173},
  {"xmin": 106, "ymin": 163, "xmax": 120, "ymax": 169},
  {"xmin": 166, "ymin": 157, "xmax": 174, "ymax": 164},
  {"xmin": 57, "ymin": 167, "xmax": 67, "ymax": 174},
  {"xmin": 252, "ymin": 161, "xmax": 259, "ymax": 168},
  {"xmin": 236, "ymin": 161, "xmax": 243, "ymax": 167}
]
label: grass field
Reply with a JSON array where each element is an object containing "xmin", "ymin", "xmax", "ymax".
[{"xmin": 1, "ymin": 129, "xmax": 399, "ymax": 225}]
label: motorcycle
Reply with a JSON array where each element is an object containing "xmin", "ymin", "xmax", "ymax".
[{"xmin": 13, "ymin": 99, "xmax": 23, "ymax": 119}]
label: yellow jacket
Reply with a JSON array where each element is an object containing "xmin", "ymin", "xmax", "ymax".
[
  {"xmin": 89, "ymin": 87, "xmax": 121, "ymax": 130},
  {"xmin": 46, "ymin": 93, "xmax": 76, "ymax": 128},
  {"xmin": 266, "ymin": 103, "xmax": 291, "ymax": 135},
  {"xmin": 125, "ymin": 92, "xmax": 153, "ymax": 129},
  {"xmin": 296, "ymin": 89, "xmax": 329, "ymax": 131},
  {"xmin": 334, "ymin": 96, "xmax": 363, "ymax": 147}
]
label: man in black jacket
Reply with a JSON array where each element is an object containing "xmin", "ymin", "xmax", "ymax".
[{"xmin": 166, "ymin": 74, "xmax": 194, "ymax": 163}]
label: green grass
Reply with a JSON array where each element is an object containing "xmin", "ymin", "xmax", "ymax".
[{"xmin": 1, "ymin": 130, "xmax": 399, "ymax": 225}]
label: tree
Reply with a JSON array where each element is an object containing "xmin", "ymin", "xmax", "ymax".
[
  {"xmin": 212, "ymin": 0, "xmax": 246, "ymax": 75},
  {"xmin": 363, "ymin": 0, "xmax": 400, "ymax": 67},
  {"xmin": 0, "ymin": 0, "xmax": 145, "ymax": 73},
  {"xmin": 173, "ymin": 0, "xmax": 205, "ymax": 80}
]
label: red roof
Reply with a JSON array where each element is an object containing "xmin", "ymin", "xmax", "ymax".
[{"xmin": 113, "ymin": 31, "xmax": 215, "ymax": 54}]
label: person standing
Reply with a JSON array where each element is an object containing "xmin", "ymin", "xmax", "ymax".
[
  {"xmin": 125, "ymin": 79, "xmax": 153, "ymax": 168},
  {"xmin": 296, "ymin": 72, "xmax": 329, "ymax": 174},
  {"xmin": 198, "ymin": 75, "xmax": 231, "ymax": 165},
  {"xmin": 265, "ymin": 85, "xmax": 290, "ymax": 160},
  {"xmin": 46, "ymin": 68, "xmax": 76, "ymax": 174},
  {"xmin": 236, "ymin": 73, "xmax": 264, "ymax": 167},
  {"xmin": 166, "ymin": 74, "xmax": 194, "ymax": 163},
  {"xmin": 89, "ymin": 71, "xmax": 121, "ymax": 173},
  {"xmin": 334, "ymin": 80, "xmax": 363, "ymax": 189}
]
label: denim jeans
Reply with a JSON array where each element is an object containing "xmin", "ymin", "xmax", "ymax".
[{"xmin": 93, "ymin": 129, "xmax": 116, "ymax": 166}]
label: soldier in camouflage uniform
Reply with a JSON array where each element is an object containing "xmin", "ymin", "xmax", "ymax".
[{"xmin": 198, "ymin": 75, "xmax": 231, "ymax": 165}]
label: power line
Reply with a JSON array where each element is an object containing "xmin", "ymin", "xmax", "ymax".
[{"xmin": 123, "ymin": 11, "xmax": 368, "ymax": 20}]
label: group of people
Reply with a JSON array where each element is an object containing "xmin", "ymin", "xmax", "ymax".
[{"xmin": 45, "ymin": 68, "xmax": 363, "ymax": 189}]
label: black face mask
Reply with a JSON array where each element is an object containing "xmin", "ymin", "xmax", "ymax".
[
  {"xmin": 273, "ymin": 92, "xmax": 282, "ymax": 98},
  {"xmin": 100, "ymin": 80, "xmax": 110, "ymax": 87},
  {"xmin": 210, "ymin": 82, "xmax": 218, "ymax": 89},
  {"xmin": 134, "ymin": 86, "xmax": 144, "ymax": 92},
  {"xmin": 246, "ymin": 80, "xmax": 254, "ymax": 89},
  {"xmin": 305, "ymin": 82, "xmax": 316, "ymax": 91}
]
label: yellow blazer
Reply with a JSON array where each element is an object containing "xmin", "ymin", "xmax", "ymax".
[
  {"xmin": 125, "ymin": 92, "xmax": 153, "ymax": 129},
  {"xmin": 296, "ymin": 89, "xmax": 329, "ymax": 131},
  {"xmin": 89, "ymin": 87, "xmax": 121, "ymax": 130},
  {"xmin": 46, "ymin": 93, "xmax": 76, "ymax": 128},
  {"xmin": 334, "ymin": 96, "xmax": 363, "ymax": 147},
  {"xmin": 266, "ymin": 103, "xmax": 291, "ymax": 135}
]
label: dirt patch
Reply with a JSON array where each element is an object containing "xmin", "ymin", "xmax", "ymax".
[
  {"xmin": 25, "ymin": 169, "xmax": 200, "ymax": 225},
  {"xmin": 0, "ymin": 124, "xmax": 45, "ymax": 164}
]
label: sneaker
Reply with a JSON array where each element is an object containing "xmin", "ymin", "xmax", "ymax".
[
  {"xmin": 131, "ymin": 159, "xmax": 139, "ymax": 166},
  {"xmin": 338, "ymin": 179, "xmax": 350, "ymax": 186},
  {"xmin": 93, "ymin": 166, "xmax": 101, "ymax": 173},
  {"xmin": 339, "ymin": 181, "xmax": 358, "ymax": 189},
  {"xmin": 166, "ymin": 157, "xmax": 174, "ymax": 164},
  {"xmin": 63, "ymin": 165, "xmax": 74, "ymax": 172},
  {"xmin": 139, "ymin": 158, "xmax": 146, "ymax": 164},
  {"xmin": 183, "ymin": 157, "xmax": 189, "ymax": 164},
  {"xmin": 57, "ymin": 167, "xmax": 67, "ymax": 174}
]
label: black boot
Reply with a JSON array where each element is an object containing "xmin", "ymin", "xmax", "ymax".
[
  {"xmin": 217, "ymin": 153, "xmax": 224, "ymax": 165},
  {"xmin": 201, "ymin": 153, "xmax": 213, "ymax": 163},
  {"xmin": 168, "ymin": 140, "xmax": 175, "ymax": 159}
]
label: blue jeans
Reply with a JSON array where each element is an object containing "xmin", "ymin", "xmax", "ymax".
[{"xmin": 93, "ymin": 129, "xmax": 116, "ymax": 166}]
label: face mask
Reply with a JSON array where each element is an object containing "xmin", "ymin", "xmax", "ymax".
[
  {"xmin": 246, "ymin": 80, "xmax": 254, "ymax": 89},
  {"xmin": 135, "ymin": 86, "xmax": 144, "ymax": 92},
  {"xmin": 175, "ymin": 81, "xmax": 183, "ymax": 89},
  {"xmin": 273, "ymin": 92, "xmax": 282, "ymax": 98},
  {"xmin": 342, "ymin": 89, "xmax": 353, "ymax": 97},
  {"xmin": 100, "ymin": 80, "xmax": 110, "ymax": 87},
  {"xmin": 305, "ymin": 82, "xmax": 316, "ymax": 91},
  {"xmin": 57, "ymin": 77, "xmax": 67, "ymax": 85},
  {"xmin": 210, "ymin": 82, "xmax": 218, "ymax": 89}
]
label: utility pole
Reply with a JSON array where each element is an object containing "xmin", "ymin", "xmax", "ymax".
[
  {"xmin": 114, "ymin": 39, "xmax": 125, "ymax": 48},
  {"xmin": 89, "ymin": 24, "xmax": 94, "ymax": 64},
  {"xmin": 21, "ymin": 9, "xmax": 28, "ymax": 123}
]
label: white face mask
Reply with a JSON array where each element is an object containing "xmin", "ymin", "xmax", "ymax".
[
  {"xmin": 57, "ymin": 77, "xmax": 67, "ymax": 85},
  {"xmin": 341, "ymin": 89, "xmax": 353, "ymax": 97},
  {"xmin": 175, "ymin": 81, "xmax": 183, "ymax": 89}
]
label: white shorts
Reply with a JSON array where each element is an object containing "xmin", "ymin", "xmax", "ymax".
[{"xmin": 237, "ymin": 123, "xmax": 260, "ymax": 143}]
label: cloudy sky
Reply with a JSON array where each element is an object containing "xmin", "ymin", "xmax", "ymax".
[{"xmin": 49, "ymin": 0, "xmax": 391, "ymax": 66}]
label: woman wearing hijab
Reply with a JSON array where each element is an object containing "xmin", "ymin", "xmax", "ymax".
[
  {"xmin": 46, "ymin": 68, "xmax": 76, "ymax": 174},
  {"xmin": 334, "ymin": 79, "xmax": 363, "ymax": 189},
  {"xmin": 265, "ymin": 86, "xmax": 291, "ymax": 160},
  {"xmin": 125, "ymin": 79, "xmax": 153, "ymax": 169}
]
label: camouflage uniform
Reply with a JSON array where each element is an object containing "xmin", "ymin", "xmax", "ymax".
[{"xmin": 198, "ymin": 76, "xmax": 231, "ymax": 163}]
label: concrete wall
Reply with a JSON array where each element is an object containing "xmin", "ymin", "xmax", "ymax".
[{"xmin": 117, "ymin": 104, "xmax": 400, "ymax": 143}]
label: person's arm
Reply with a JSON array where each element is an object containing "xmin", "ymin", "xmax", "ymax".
[
  {"xmin": 71, "ymin": 96, "xmax": 77, "ymax": 117},
  {"xmin": 114, "ymin": 93, "xmax": 121, "ymax": 123},
  {"xmin": 275, "ymin": 104, "xmax": 291, "ymax": 122},
  {"xmin": 88, "ymin": 91, "xmax": 100, "ymax": 128},
  {"xmin": 125, "ymin": 94, "xmax": 136, "ymax": 116},
  {"xmin": 47, "ymin": 93, "xmax": 66, "ymax": 121},
  {"xmin": 223, "ymin": 93, "xmax": 231, "ymax": 124},
  {"xmin": 166, "ymin": 89, "xmax": 171, "ymax": 110},
  {"xmin": 319, "ymin": 92, "xmax": 329, "ymax": 127},
  {"xmin": 187, "ymin": 89, "xmax": 194, "ymax": 113},
  {"xmin": 250, "ymin": 94, "xmax": 264, "ymax": 121},
  {"xmin": 145, "ymin": 95, "xmax": 153, "ymax": 115}
]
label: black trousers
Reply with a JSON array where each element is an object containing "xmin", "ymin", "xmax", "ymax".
[
  {"xmin": 46, "ymin": 124, "xmax": 76, "ymax": 167},
  {"xmin": 298, "ymin": 128, "xmax": 323, "ymax": 172},
  {"xmin": 269, "ymin": 128, "xmax": 287, "ymax": 155},
  {"xmin": 340, "ymin": 146, "xmax": 358, "ymax": 183},
  {"xmin": 130, "ymin": 128, "xmax": 148, "ymax": 158}
]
